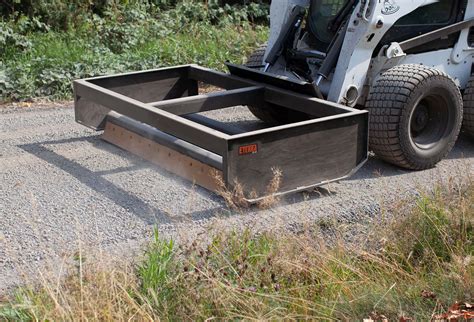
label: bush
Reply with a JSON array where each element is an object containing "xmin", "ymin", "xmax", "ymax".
[
  {"xmin": 0, "ymin": 1, "xmax": 269, "ymax": 102},
  {"xmin": 1, "ymin": 0, "xmax": 270, "ymax": 30},
  {"xmin": 0, "ymin": 21, "xmax": 32, "ymax": 53}
]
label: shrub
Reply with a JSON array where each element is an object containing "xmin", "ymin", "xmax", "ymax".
[
  {"xmin": 1, "ymin": 0, "xmax": 270, "ymax": 30},
  {"xmin": 0, "ymin": 1, "xmax": 269, "ymax": 102},
  {"xmin": 0, "ymin": 21, "xmax": 32, "ymax": 53}
]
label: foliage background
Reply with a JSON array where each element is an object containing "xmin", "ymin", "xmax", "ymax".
[{"xmin": 0, "ymin": 0, "xmax": 270, "ymax": 102}]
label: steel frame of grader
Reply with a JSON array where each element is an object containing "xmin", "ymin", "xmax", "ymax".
[{"xmin": 74, "ymin": 64, "xmax": 368, "ymax": 201}]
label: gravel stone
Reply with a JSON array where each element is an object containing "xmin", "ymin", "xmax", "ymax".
[{"xmin": 0, "ymin": 103, "xmax": 473, "ymax": 292}]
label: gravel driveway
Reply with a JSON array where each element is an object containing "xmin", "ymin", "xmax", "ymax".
[{"xmin": 1, "ymin": 103, "xmax": 473, "ymax": 292}]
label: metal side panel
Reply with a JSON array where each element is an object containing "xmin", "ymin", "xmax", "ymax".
[
  {"xmin": 225, "ymin": 111, "xmax": 369, "ymax": 200},
  {"xmin": 75, "ymin": 96, "xmax": 110, "ymax": 130},
  {"xmin": 74, "ymin": 65, "xmax": 197, "ymax": 131}
]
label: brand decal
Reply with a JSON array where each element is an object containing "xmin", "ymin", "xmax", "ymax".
[
  {"xmin": 238, "ymin": 144, "xmax": 258, "ymax": 156},
  {"xmin": 381, "ymin": 0, "xmax": 400, "ymax": 15}
]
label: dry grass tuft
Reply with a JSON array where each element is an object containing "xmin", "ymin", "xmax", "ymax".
[
  {"xmin": 1, "ymin": 177, "xmax": 472, "ymax": 321},
  {"xmin": 256, "ymin": 167, "xmax": 283, "ymax": 209},
  {"xmin": 1, "ymin": 256, "xmax": 158, "ymax": 321},
  {"xmin": 212, "ymin": 167, "xmax": 283, "ymax": 209},
  {"xmin": 211, "ymin": 169, "xmax": 250, "ymax": 209}
]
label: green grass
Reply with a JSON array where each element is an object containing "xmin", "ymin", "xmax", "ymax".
[
  {"xmin": 0, "ymin": 22, "xmax": 268, "ymax": 102},
  {"xmin": 1, "ymin": 179, "xmax": 472, "ymax": 320},
  {"xmin": 0, "ymin": 0, "xmax": 270, "ymax": 103}
]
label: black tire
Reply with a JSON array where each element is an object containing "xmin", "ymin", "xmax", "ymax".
[
  {"xmin": 245, "ymin": 45, "xmax": 267, "ymax": 68},
  {"xmin": 462, "ymin": 77, "xmax": 474, "ymax": 138},
  {"xmin": 245, "ymin": 46, "xmax": 310, "ymax": 124},
  {"xmin": 366, "ymin": 64, "xmax": 463, "ymax": 170}
]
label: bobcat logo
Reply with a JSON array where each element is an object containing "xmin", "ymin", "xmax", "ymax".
[{"xmin": 381, "ymin": 0, "xmax": 400, "ymax": 15}]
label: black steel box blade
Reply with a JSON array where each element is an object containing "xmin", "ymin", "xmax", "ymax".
[{"xmin": 73, "ymin": 64, "xmax": 368, "ymax": 201}]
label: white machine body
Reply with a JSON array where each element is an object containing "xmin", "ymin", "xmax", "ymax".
[{"xmin": 266, "ymin": 0, "xmax": 474, "ymax": 106}]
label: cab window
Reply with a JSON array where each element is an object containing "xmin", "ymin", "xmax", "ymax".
[{"xmin": 394, "ymin": 0, "xmax": 456, "ymax": 26}]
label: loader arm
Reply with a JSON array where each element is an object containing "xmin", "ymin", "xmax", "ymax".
[
  {"xmin": 263, "ymin": 0, "xmax": 445, "ymax": 105},
  {"xmin": 327, "ymin": 0, "xmax": 440, "ymax": 104}
]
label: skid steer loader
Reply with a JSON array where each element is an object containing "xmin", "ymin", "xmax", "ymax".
[
  {"xmin": 74, "ymin": 0, "xmax": 474, "ymax": 202},
  {"xmin": 242, "ymin": 0, "xmax": 474, "ymax": 171}
]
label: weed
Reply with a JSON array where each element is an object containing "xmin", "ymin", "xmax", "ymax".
[
  {"xmin": 213, "ymin": 167, "xmax": 283, "ymax": 209},
  {"xmin": 212, "ymin": 169, "xmax": 250, "ymax": 209},
  {"xmin": 138, "ymin": 228, "xmax": 175, "ymax": 304},
  {"xmin": 257, "ymin": 167, "xmax": 283, "ymax": 209},
  {"xmin": 1, "ymin": 179, "xmax": 472, "ymax": 320}
]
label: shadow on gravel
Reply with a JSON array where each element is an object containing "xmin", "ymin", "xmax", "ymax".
[
  {"xmin": 445, "ymin": 133, "xmax": 474, "ymax": 159},
  {"xmin": 16, "ymin": 134, "xmax": 338, "ymax": 223},
  {"xmin": 17, "ymin": 132, "xmax": 472, "ymax": 223},
  {"xmin": 346, "ymin": 135, "xmax": 474, "ymax": 181},
  {"xmin": 18, "ymin": 136, "xmax": 226, "ymax": 225}
]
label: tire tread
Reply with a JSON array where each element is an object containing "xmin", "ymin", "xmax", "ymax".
[
  {"xmin": 462, "ymin": 78, "xmax": 474, "ymax": 137},
  {"xmin": 366, "ymin": 64, "xmax": 462, "ymax": 170}
]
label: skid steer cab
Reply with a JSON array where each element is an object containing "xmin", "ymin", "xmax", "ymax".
[{"xmin": 73, "ymin": 0, "xmax": 474, "ymax": 202}]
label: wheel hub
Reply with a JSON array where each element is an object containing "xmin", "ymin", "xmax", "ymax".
[
  {"xmin": 409, "ymin": 95, "xmax": 450, "ymax": 150},
  {"xmin": 411, "ymin": 105, "xmax": 429, "ymax": 134}
]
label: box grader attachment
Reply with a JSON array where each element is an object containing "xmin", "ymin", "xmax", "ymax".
[
  {"xmin": 73, "ymin": 64, "xmax": 368, "ymax": 202},
  {"xmin": 74, "ymin": 0, "xmax": 474, "ymax": 201}
]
